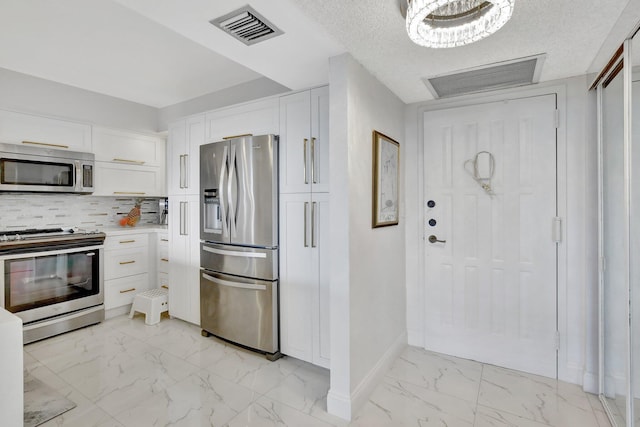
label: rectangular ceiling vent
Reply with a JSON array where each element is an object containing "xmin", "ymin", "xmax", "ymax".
[
  {"xmin": 210, "ymin": 5, "xmax": 283, "ymax": 46},
  {"xmin": 423, "ymin": 54, "xmax": 546, "ymax": 99}
]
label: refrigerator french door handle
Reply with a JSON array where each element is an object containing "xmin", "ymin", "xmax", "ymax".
[
  {"xmin": 303, "ymin": 138, "xmax": 309, "ymax": 184},
  {"xmin": 220, "ymin": 145, "xmax": 229, "ymax": 238},
  {"xmin": 202, "ymin": 273, "xmax": 267, "ymax": 291},
  {"xmin": 228, "ymin": 144, "xmax": 238, "ymax": 238},
  {"xmin": 304, "ymin": 202, "xmax": 309, "ymax": 247},
  {"xmin": 311, "ymin": 201, "xmax": 317, "ymax": 248},
  {"xmin": 311, "ymin": 137, "xmax": 317, "ymax": 184}
]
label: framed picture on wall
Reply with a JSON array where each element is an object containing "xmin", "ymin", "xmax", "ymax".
[{"xmin": 372, "ymin": 130, "xmax": 400, "ymax": 228}]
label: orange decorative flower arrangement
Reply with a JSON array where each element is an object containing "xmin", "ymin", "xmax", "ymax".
[{"xmin": 119, "ymin": 199, "xmax": 142, "ymax": 227}]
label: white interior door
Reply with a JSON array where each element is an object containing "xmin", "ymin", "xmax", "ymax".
[{"xmin": 423, "ymin": 95, "xmax": 558, "ymax": 378}]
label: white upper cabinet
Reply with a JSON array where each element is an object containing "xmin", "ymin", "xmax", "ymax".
[
  {"xmin": 205, "ymin": 98, "xmax": 279, "ymax": 143},
  {"xmin": 168, "ymin": 115, "xmax": 204, "ymax": 196},
  {"xmin": 0, "ymin": 109, "xmax": 92, "ymax": 152},
  {"xmin": 92, "ymin": 127, "xmax": 166, "ymax": 197},
  {"xmin": 93, "ymin": 127, "xmax": 164, "ymax": 167},
  {"xmin": 279, "ymin": 87, "xmax": 329, "ymax": 194},
  {"xmin": 93, "ymin": 162, "xmax": 165, "ymax": 197}
]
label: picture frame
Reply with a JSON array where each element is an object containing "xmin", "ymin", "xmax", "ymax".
[{"xmin": 372, "ymin": 130, "xmax": 400, "ymax": 228}]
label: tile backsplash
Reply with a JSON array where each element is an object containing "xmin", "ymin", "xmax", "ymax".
[{"xmin": 0, "ymin": 194, "xmax": 161, "ymax": 230}]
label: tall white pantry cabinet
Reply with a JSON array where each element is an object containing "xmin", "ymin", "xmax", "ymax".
[
  {"xmin": 166, "ymin": 116, "xmax": 204, "ymax": 325},
  {"xmin": 279, "ymin": 86, "xmax": 331, "ymax": 368}
]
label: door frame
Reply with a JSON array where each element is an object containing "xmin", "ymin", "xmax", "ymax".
[{"xmin": 413, "ymin": 83, "xmax": 569, "ymax": 381}]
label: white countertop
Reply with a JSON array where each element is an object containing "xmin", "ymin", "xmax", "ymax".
[{"xmin": 101, "ymin": 224, "xmax": 167, "ymax": 236}]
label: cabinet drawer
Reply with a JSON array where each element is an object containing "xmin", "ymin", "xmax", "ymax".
[
  {"xmin": 158, "ymin": 233, "xmax": 169, "ymax": 247},
  {"xmin": 105, "ymin": 247, "xmax": 148, "ymax": 280},
  {"xmin": 158, "ymin": 272, "xmax": 169, "ymax": 290},
  {"xmin": 158, "ymin": 247, "xmax": 169, "ymax": 273},
  {"xmin": 105, "ymin": 273, "xmax": 149, "ymax": 310},
  {"xmin": 105, "ymin": 233, "xmax": 149, "ymax": 250}
]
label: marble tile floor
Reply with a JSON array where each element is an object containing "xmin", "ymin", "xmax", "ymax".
[{"xmin": 23, "ymin": 315, "xmax": 611, "ymax": 427}]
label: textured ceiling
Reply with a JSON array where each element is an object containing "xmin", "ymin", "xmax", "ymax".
[
  {"xmin": 0, "ymin": 0, "xmax": 636, "ymax": 108},
  {"xmin": 293, "ymin": 0, "xmax": 634, "ymax": 103}
]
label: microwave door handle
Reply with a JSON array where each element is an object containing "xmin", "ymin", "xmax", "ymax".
[{"xmin": 74, "ymin": 161, "xmax": 80, "ymax": 191}]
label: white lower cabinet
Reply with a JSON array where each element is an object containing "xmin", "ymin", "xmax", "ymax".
[
  {"xmin": 103, "ymin": 233, "xmax": 151, "ymax": 315},
  {"xmin": 168, "ymin": 195, "xmax": 200, "ymax": 325},
  {"xmin": 280, "ymin": 192, "xmax": 330, "ymax": 368},
  {"xmin": 105, "ymin": 274, "xmax": 150, "ymax": 310},
  {"xmin": 157, "ymin": 232, "xmax": 169, "ymax": 290}
]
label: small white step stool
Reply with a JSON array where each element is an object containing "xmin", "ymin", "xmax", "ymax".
[{"xmin": 129, "ymin": 288, "xmax": 168, "ymax": 325}]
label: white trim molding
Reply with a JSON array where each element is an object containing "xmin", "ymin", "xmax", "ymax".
[{"xmin": 327, "ymin": 331, "xmax": 407, "ymax": 420}]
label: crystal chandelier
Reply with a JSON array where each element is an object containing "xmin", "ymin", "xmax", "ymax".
[{"xmin": 406, "ymin": 0, "xmax": 514, "ymax": 48}]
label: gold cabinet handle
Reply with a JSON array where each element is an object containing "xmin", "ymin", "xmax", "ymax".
[
  {"xmin": 222, "ymin": 133, "xmax": 253, "ymax": 140},
  {"xmin": 161, "ymin": 258, "xmax": 169, "ymax": 262},
  {"xmin": 22, "ymin": 140, "xmax": 69, "ymax": 149},
  {"xmin": 161, "ymin": 285, "xmax": 169, "ymax": 289},
  {"xmin": 119, "ymin": 260, "xmax": 135, "ymax": 265},
  {"xmin": 119, "ymin": 240, "xmax": 136, "ymax": 244},
  {"xmin": 161, "ymin": 238, "xmax": 169, "ymax": 242},
  {"xmin": 113, "ymin": 158, "xmax": 146, "ymax": 165},
  {"xmin": 119, "ymin": 288, "xmax": 136, "ymax": 293}
]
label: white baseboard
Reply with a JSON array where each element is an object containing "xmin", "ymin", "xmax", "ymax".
[
  {"xmin": 327, "ymin": 331, "xmax": 407, "ymax": 421},
  {"xmin": 105, "ymin": 304, "xmax": 131, "ymax": 319},
  {"xmin": 583, "ymin": 371, "xmax": 598, "ymax": 394},
  {"xmin": 407, "ymin": 329, "xmax": 423, "ymax": 347},
  {"xmin": 560, "ymin": 363, "xmax": 584, "ymax": 386},
  {"xmin": 327, "ymin": 389, "xmax": 352, "ymax": 420}
]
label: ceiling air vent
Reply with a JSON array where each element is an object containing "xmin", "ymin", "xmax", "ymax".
[
  {"xmin": 423, "ymin": 54, "xmax": 546, "ymax": 99},
  {"xmin": 210, "ymin": 5, "xmax": 283, "ymax": 46}
]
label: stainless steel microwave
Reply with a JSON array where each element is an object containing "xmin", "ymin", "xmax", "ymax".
[{"xmin": 0, "ymin": 142, "xmax": 94, "ymax": 193}]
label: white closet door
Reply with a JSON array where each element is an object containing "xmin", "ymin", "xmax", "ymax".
[{"xmin": 423, "ymin": 95, "xmax": 558, "ymax": 378}]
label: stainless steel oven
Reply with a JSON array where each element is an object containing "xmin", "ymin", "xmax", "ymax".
[{"xmin": 0, "ymin": 229, "xmax": 105, "ymax": 343}]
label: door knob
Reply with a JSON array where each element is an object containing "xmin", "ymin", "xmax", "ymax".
[{"xmin": 428, "ymin": 235, "xmax": 446, "ymax": 244}]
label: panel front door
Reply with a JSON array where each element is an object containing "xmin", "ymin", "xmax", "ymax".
[{"xmin": 423, "ymin": 95, "xmax": 558, "ymax": 378}]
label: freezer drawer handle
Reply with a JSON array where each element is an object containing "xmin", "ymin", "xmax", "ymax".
[
  {"xmin": 202, "ymin": 246, "xmax": 267, "ymax": 258},
  {"xmin": 202, "ymin": 273, "xmax": 267, "ymax": 291}
]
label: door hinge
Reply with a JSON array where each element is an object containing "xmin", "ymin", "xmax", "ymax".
[
  {"xmin": 555, "ymin": 331, "xmax": 560, "ymax": 350},
  {"xmin": 552, "ymin": 217, "xmax": 562, "ymax": 243},
  {"xmin": 554, "ymin": 109, "xmax": 560, "ymax": 129}
]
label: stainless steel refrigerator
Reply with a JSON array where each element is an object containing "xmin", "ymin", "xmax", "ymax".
[{"xmin": 199, "ymin": 134, "xmax": 280, "ymax": 359}]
